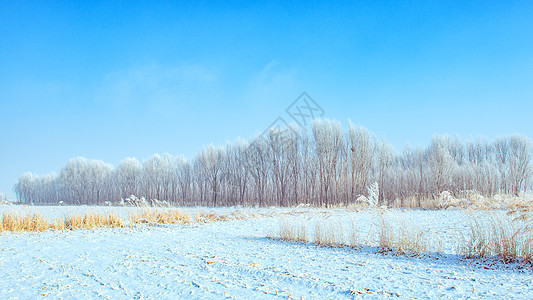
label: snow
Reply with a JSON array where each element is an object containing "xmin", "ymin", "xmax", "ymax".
[{"xmin": 1, "ymin": 207, "xmax": 532, "ymax": 299}]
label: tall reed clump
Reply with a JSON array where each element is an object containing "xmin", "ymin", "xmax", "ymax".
[
  {"xmin": 377, "ymin": 217, "xmax": 433, "ymax": 256},
  {"xmin": 314, "ymin": 218, "xmax": 345, "ymax": 246},
  {"xmin": 460, "ymin": 213, "xmax": 533, "ymax": 264},
  {"xmin": 278, "ymin": 217, "xmax": 307, "ymax": 242},
  {"xmin": 274, "ymin": 214, "xmax": 433, "ymax": 257},
  {"xmin": 276, "ymin": 216, "xmax": 359, "ymax": 248}
]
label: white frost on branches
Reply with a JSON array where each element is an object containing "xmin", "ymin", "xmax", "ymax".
[
  {"xmin": 355, "ymin": 182, "xmax": 379, "ymax": 207},
  {"xmin": 11, "ymin": 121, "xmax": 533, "ymax": 207},
  {"xmin": 123, "ymin": 195, "xmax": 148, "ymax": 206},
  {"xmin": 367, "ymin": 182, "xmax": 379, "ymax": 207}
]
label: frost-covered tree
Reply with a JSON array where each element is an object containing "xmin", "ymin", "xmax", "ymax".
[
  {"xmin": 14, "ymin": 119, "xmax": 533, "ymax": 207},
  {"xmin": 312, "ymin": 119, "xmax": 343, "ymax": 207},
  {"xmin": 367, "ymin": 182, "xmax": 379, "ymax": 206},
  {"xmin": 347, "ymin": 122, "xmax": 374, "ymax": 201},
  {"xmin": 196, "ymin": 146, "xmax": 226, "ymax": 206},
  {"xmin": 114, "ymin": 157, "xmax": 141, "ymax": 200},
  {"xmin": 507, "ymin": 135, "xmax": 532, "ymax": 195},
  {"xmin": 429, "ymin": 135, "xmax": 456, "ymax": 196}
]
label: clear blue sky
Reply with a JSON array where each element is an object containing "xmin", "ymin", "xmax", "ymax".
[{"xmin": 1, "ymin": 1, "xmax": 532, "ymax": 198}]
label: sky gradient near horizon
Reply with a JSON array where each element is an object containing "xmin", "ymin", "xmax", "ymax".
[{"xmin": 1, "ymin": 1, "xmax": 533, "ymax": 198}]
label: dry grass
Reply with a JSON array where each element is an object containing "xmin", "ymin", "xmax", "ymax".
[
  {"xmin": 279, "ymin": 217, "xmax": 307, "ymax": 242},
  {"xmin": 460, "ymin": 213, "xmax": 533, "ymax": 264},
  {"xmin": 337, "ymin": 192, "xmax": 533, "ymax": 211},
  {"xmin": 129, "ymin": 208, "xmax": 190, "ymax": 225},
  {"xmin": 388, "ymin": 196, "xmax": 438, "ymax": 210},
  {"xmin": 276, "ymin": 216, "xmax": 358, "ymax": 248},
  {"xmin": 436, "ymin": 192, "xmax": 533, "ymax": 211},
  {"xmin": 0, "ymin": 211, "xmax": 126, "ymax": 232},
  {"xmin": 193, "ymin": 210, "xmax": 252, "ymax": 223},
  {"xmin": 275, "ymin": 214, "xmax": 436, "ymax": 257},
  {"xmin": 274, "ymin": 209, "xmax": 532, "ymax": 265},
  {"xmin": 0, "ymin": 212, "xmax": 50, "ymax": 232},
  {"xmin": 65, "ymin": 212, "xmax": 125, "ymax": 230},
  {"xmin": 506, "ymin": 199, "xmax": 533, "ymax": 214},
  {"xmin": 314, "ymin": 218, "xmax": 348, "ymax": 246},
  {"xmin": 377, "ymin": 217, "xmax": 433, "ymax": 256},
  {"xmin": 0, "ymin": 208, "xmax": 249, "ymax": 233}
]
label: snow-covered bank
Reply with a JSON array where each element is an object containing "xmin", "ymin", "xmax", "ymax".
[{"xmin": 1, "ymin": 208, "xmax": 532, "ymax": 299}]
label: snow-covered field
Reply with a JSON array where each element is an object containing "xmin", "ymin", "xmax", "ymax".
[{"xmin": 1, "ymin": 206, "xmax": 532, "ymax": 299}]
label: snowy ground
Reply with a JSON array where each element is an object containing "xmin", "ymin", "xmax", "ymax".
[{"xmin": 1, "ymin": 206, "xmax": 532, "ymax": 299}]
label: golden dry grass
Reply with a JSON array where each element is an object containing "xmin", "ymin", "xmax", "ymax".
[
  {"xmin": 0, "ymin": 212, "xmax": 50, "ymax": 232},
  {"xmin": 193, "ymin": 210, "xmax": 253, "ymax": 223},
  {"xmin": 0, "ymin": 211, "xmax": 126, "ymax": 232},
  {"xmin": 65, "ymin": 212, "xmax": 125, "ymax": 230},
  {"xmin": 129, "ymin": 208, "xmax": 190, "ymax": 225},
  {"xmin": 0, "ymin": 208, "xmax": 250, "ymax": 233}
]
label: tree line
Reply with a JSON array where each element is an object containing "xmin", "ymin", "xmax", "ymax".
[{"xmin": 14, "ymin": 119, "xmax": 533, "ymax": 207}]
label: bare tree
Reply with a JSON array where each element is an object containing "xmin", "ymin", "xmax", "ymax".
[
  {"xmin": 13, "ymin": 119, "xmax": 533, "ymax": 208},
  {"xmin": 196, "ymin": 145, "xmax": 226, "ymax": 206},
  {"xmin": 428, "ymin": 136, "xmax": 456, "ymax": 195},
  {"xmin": 312, "ymin": 119, "xmax": 342, "ymax": 207},
  {"xmin": 507, "ymin": 135, "xmax": 532, "ymax": 195},
  {"xmin": 245, "ymin": 137, "xmax": 269, "ymax": 206},
  {"xmin": 347, "ymin": 121, "xmax": 374, "ymax": 201}
]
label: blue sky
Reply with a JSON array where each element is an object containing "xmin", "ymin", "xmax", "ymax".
[{"xmin": 1, "ymin": 1, "xmax": 532, "ymax": 197}]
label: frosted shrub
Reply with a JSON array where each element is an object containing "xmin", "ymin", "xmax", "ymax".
[
  {"xmin": 123, "ymin": 195, "xmax": 149, "ymax": 207},
  {"xmin": 355, "ymin": 195, "xmax": 369, "ymax": 205},
  {"xmin": 150, "ymin": 199, "xmax": 170, "ymax": 207},
  {"xmin": 437, "ymin": 191, "xmax": 460, "ymax": 209},
  {"xmin": 367, "ymin": 182, "xmax": 379, "ymax": 207},
  {"xmin": 352, "ymin": 182, "xmax": 379, "ymax": 207},
  {"xmin": 469, "ymin": 193, "xmax": 489, "ymax": 208}
]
